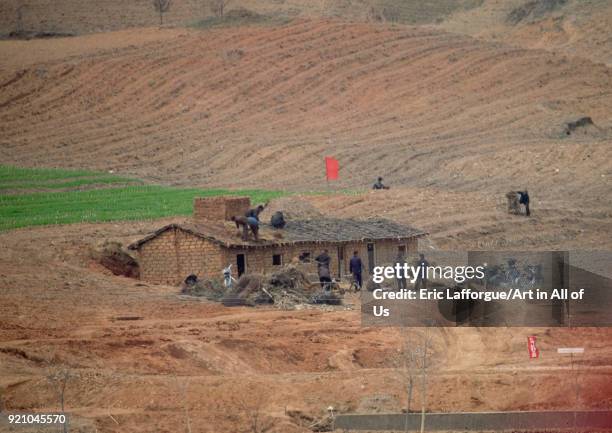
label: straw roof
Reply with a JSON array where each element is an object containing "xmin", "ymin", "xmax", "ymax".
[{"xmin": 129, "ymin": 218, "xmax": 426, "ymax": 250}]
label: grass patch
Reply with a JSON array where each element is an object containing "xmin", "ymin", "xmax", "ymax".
[
  {"xmin": 0, "ymin": 175, "xmax": 142, "ymax": 191},
  {"xmin": 0, "ymin": 165, "xmax": 290, "ymax": 231},
  {"xmin": 0, "ymin": 186, "xmax": 288, "ymax": 231}
]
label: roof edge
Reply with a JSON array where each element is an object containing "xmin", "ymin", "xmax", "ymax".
[{"xmin": 128, "ymin": 221, "xmax": 428, "ymax": 250}]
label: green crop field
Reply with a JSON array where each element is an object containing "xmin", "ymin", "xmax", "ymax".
[{"xmin": 0, "ymin": 166, "xmax": 288, "ymax": 231}]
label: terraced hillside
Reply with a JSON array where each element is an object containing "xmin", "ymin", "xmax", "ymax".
[{"xmin": 1, "ymin": 21, "xmax": 611, "ymax": 191}]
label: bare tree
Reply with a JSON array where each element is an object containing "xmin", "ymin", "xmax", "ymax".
[
  {"xmin": 237, "ymin": 394, "xmax": 276, "ymax": 433},
  {"xmin": 153, "ymin": 0, "xmax": 171, "ymax": 26},
  {"xmin": 210, "ymin": 0, "xmax": 231, "ymax": 19},
  {"xmin": 396, "ymin": 329, "xmax": 432, "ymax": 433},
  {"xmin": 47, "ymin": 367, "xmax": 74, "ymax": 433}
]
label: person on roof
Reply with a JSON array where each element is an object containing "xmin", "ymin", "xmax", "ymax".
[
  {"xmin": 270, "ymin": 210, "xmax": 286, "ymax": 228},
  {"xmin": 231, "ymin": 215, "xmax": 259, "ymax": 241},
  {"xmin": 245, "ymin": 204, "xmax": 266, "ymax": 221},
  {"xmin": 372, "ymin": 176, "xmax": 390, "ymax": 190}
]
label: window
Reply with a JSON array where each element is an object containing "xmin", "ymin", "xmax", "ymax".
[
  {"xmin": 272, "ymin": 254, "xmax": 282, "ymax": 266},
  {"xmin": 298, "ymin": 252, "xmax": 311, "ymax": 263},
  {"xmin": 398, "ymin": 245, "xmax": 406, "ymax": 254}
]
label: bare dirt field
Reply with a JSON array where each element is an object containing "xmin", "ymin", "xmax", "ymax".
[
  {"xmin": 1, "ymin": 21, "xmax": 611, "ymax": 194},
  {"xmin": 1, "ymin": 220, "xmax": 612, "ymax": 432},
  {"xmin": 1, "ymin": 5, "xmax": 611, "ymax": 432}
]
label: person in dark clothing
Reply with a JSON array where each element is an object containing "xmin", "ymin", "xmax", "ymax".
[
  {"xmin": 414, "ymin": 253, "xmax": 429, "ymax": 290},
  {"xmin": 245, "ymin": 204, "xmax": 266, "ymax": 221},
  {"xmin": 315, "ymin": 250, "xmax": 332, "ymax": 289},
  {"xmin": 315, "ymin": 250, "xmax": 331, "ymax": 268},
  {"xmin": 349, "ymin": 251, "xmax": 363, "ymax": 290},
  {"xmin": 396, "ymin": 251, "xmax": 407, "ymax": 290},
  {"xmin": 270, "ymin": 211, "xmax": 286, "ymax": 228},
  {"xmin": 231, "ymin": 215, "xmax": 259, "ymax": 241},
  {"xmin": 318, "ymin": 265, "xmax": 332, "ymax": 290},
  {"xmin": 517, "ymin": 190, "xmax": 530, "ymax": 216},
  {"xmin": 372, "ymin": 176, "xmax": 390, "ymax": 190}
]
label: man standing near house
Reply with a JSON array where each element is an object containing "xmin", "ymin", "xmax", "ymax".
[
  {"xmin": 315, "ymin": 249, "xmax": 332, "ymax": 289},
  {"xmin": 395, "ymin": 250, "xmax": 407, "ymax": 290},
  {"xmin": 231, "ymin": 215, "xmax": 259, "ymax": 241},
  {"xmin": 349, "ymin": 250, "xmax": 363, "ymax": 291},
  {"xmin": 516, "ymin": 189, "xmax": 530, "ymax": 216},
  {"xmin": 414, "ymin": 253, "xmax": 429, "ymax": 290}
]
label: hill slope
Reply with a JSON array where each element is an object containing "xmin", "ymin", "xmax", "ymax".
[
  {"xmin": 1, "ymin": 0, "xmax": 611, "ymax": 65},
  {"xmin": 1, "ymin": 21, "xmax": 610, "ymax": 191}
]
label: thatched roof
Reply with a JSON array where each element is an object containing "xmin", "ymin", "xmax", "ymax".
[{"xmin": 128, "ymin": 218, "xmax": 427, "ymax": 250}]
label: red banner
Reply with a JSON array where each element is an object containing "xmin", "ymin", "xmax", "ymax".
[
  {"xmin": 325, "ymin": 156, "xmax": 339, "ymax": 181},
  {"xmin": 528, "ymin": 336, "xmax": 539, "ymax": 359}
]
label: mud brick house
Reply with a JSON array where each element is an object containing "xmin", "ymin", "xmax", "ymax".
[{"xmin": 129, "ymin": 197, "xmax": 427, "ymax": 285}]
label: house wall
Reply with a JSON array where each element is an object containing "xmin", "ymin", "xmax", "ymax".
[
  {"xmin": 138, "ymin": 229, "xmax": 179, "ymax": 284},
  {"xmin": 225, "ymin": 242, "xmax": 328, "ymax": 281},
  {"xmin": 225, "ymin": 238, "xmax": 421, "ymax": 281},
  {"xmin": 340, "ymin": 238, "xmax": 419, "ymax": 274},
  {"xmin": 138, "ymin": 229, "xmax": 422, "ymax": 285},
  {"xmin": 137, "ymin": 228, "xmax": 225, "ymax": 285}
]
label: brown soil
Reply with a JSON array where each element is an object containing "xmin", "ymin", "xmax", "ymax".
[
  {"xmin": 1, "ymin": 222, "xmax": 611, "ymax": 432},
  {"xmin": 1, "ymin": 10, "xmax": 611, "ymax": 433}
]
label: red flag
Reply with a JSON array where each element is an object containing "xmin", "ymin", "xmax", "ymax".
[
  {"xmin": 527, "ymin": 336, "xmax": 539, "ymax": 359},
  {"xmin": 325, "ymin": 156, "xmax": 339, "ymax": 181}
]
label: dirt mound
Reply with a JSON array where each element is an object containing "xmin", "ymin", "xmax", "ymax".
[{"xmin": 91, "ymin": 241, "xmax": 139, "ymax": 278}]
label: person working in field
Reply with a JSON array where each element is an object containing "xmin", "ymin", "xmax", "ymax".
[
  {"xmin": 516, "ymin": 189, "xmax": 530, "ymax": 216},
  {"xmin": 349, "ymin": 250, "xmax": 363, "ymax": 290},
  {"xmin": 315, "ymin": 249, "xmax": 332, "ymax": 289},
  {"xmin": 372, "ymin": 176, "xmax": 390, "ymax": 190},
  {"xmin": 231, "ymin": 215, "xmax": 259, "ymax": 241}
]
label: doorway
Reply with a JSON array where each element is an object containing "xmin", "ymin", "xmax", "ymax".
[
  {"xmin": 236, "ymin": 254, "xmax": 246, "ymax": 277},
  {"xmin": 367, "ymin": 243, "xmax": 375, "ymax": 273}
]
